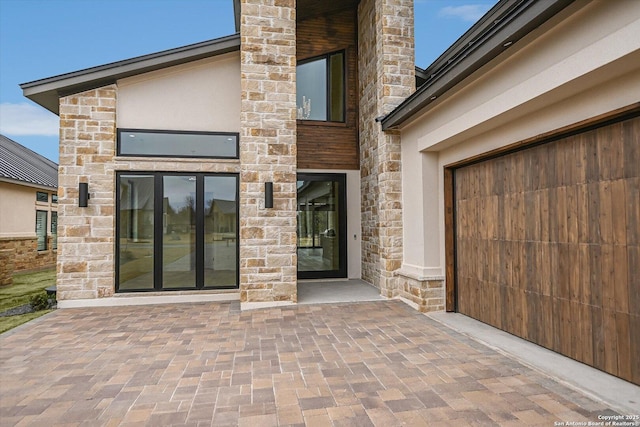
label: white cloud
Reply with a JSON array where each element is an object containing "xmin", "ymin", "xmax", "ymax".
[
  {"xmin": 0, "ymin": 103, "xmax": 58, "ymax": 136},
  {"xmin": 439, "ymin": 4, "xmax": 492, "ymax": 22}
]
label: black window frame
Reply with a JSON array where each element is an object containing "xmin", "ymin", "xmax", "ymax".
[
  {"xmin": 51, "ymin": 211, "xmax": 58, "ymax": 250},
  {"xmin": 296, "ymin": 50, "xmax": 346, "ymax": 123},
  {"xmin": 116, "ymin": 129, "xmax": 240, "ymax": 159},
  {"xmin": 115, "ymin": 171, "xmax": 240, "ymax": 292}
]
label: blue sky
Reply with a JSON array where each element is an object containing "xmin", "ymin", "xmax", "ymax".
[{"xmin": 0, "ymin": 0, "xmax": 497, "ymax": 162}]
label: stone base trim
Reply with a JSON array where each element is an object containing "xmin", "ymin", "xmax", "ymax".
[
  {"xmin": 240, "ymin": 300, "xmax": 296, "ymax": 311},
  {"xmin": 0, "ymin": 236, "xmax": 56, "ymax": 272},
  {"xmin": 394, "ymin": 272, "xmax": 445, "ymax": 313},
  {"xmin": 57, "ymin": 291, "xmax": 239, "ymax": 308},
  {"xmin": 393, "ymin": 295, "xmax": 422, "ymax": 312}
]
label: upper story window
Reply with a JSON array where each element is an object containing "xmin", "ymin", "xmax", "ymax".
[
  {"xmin": 36, "ymin": 191, "xmax": 48, "ymax": 202},
  {"xmin": 297, "ymin": 51, "xmax": 345, "ymax": 122},
  {"xmin": 117, "ymin": 129, "xmax": 239, "ymax": 159},
  {"xmin": 52, "ymin": 195, "xmax": 58, "ymax": 203}
]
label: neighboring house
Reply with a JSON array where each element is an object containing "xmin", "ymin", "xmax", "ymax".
[
  {"xmin": 20, "ymin": 0, "xmax": 639, "ymax": 385},
  {"xmin": 0, "ymin": 135, "xmax": 58, "ymax": 278}
]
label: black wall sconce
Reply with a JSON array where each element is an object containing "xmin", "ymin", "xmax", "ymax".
[
  {"xmin": 264, "ymin": 182, "xmax": 273, "ymax": 209},
  {"xmin": 79, "ymin": 182, "xmax": 90, "ymax": 207}
]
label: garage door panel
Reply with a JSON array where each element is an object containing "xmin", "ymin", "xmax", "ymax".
[
  {"xmin": 453, "ymin": 115, "xmax": 640, "ymax": 385},
  {"xmin": 614, "ymin": 245, "xmax": 629, "ymax": 314},
  {"xmin": 615, "ymin": 312, "xmax": 631, "ymax": 380},
  {"xmin": 601, "ymin": 244, "xmax": 616, "ymax": 310},
  {"xmin": 630, "ymin": 315, "xmax": 640, "ymax": 385},
  {"xmin": 626, "ymin": 177, "xmax": 640, "ymax": 246},
  {"xmin": 591, "ymin": 306, "xmax": 605, "ymax": 372},
  {"xmin": 623, "ymin": 119, "xmax": 640, "ymax": 178},
  {"xmin": 585, "ymin": 132, "xmax": 600, "ymax": 183},
  {"xmin": 611, "ymin": 180, "xmax": 627, "ymax": 245},
  {"xmin": 628, "ymin": 245, "xmax": 640, "ymax": 317},
  {"xmin": 603, "ymin": 309, "xmax": 618, "ymax": 376},
  {"xmin": 566, "ymin": 186, "xmax": 579, "ymax": 244}
]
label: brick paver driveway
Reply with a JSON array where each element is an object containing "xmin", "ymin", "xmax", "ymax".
[{"xmin": 1, "ymin": 301, "xmax": 617, "ymax": 426}]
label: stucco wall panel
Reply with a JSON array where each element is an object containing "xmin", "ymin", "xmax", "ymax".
[
  {"xmin": 0, "ymin": 182, "xmax": 37, "ymax": 236},
  {"xmin": 403, "ymin": 0, "xmax": 640, "ymax": 153},
  {"xmin": 117, "ymin": 53, "xmax": 240, "ymax": 132}
]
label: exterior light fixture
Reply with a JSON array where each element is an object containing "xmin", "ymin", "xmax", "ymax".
[
  {"xmin": 79, "ymin": 182, "xmax": 90, "ymax": 207},
  {"xmin": 265, "ymin": 182, "xmax": 273, "ymax": 208}
]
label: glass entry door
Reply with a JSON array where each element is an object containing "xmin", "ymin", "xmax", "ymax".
[
  {"xmin": 117, "ymin": 172, "xmax": 238, "ymax": 291},
  {"xmin": 297, "ymin": 173, "xmax": 346, "ymax": 279}
]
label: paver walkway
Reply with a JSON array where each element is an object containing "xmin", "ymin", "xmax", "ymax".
[{"xmin": 0, "ymin": 300, "xmax": 618, "ymax": 426}]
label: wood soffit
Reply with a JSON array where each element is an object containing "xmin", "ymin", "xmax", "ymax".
[{"xmin": 296, "ymin": 0, "xmax": 360, "ymax": 22}]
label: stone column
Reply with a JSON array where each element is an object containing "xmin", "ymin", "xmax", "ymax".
[
  {"xmin": 57, "ymin": 86, "xmax": 117, "ymax": 301},
  {"xmin": 239, "ymin": 0, "xmax": 298, "ymax": 307},
  {"xmin": 358, "ymin": 0, "xmax": 415, "ymax": 296}
]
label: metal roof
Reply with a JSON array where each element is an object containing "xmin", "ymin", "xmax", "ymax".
[
  {"xmin": 0, "ymin": 135, "xmax": 58, "ymax": 189},
  {"xmin": 381, "ymin": 0, "xmax": 576, "ymax": 130},
  {"xmin": 21, "ymin": 33, "xmax": 241, "ymax": 115}
]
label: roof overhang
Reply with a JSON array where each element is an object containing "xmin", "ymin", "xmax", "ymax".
[
  {"xmin": 21, "ymin": 34, "xmax": 241, "ymax": 115},
  {"xmin": 381, "ymin": 0, "xmax": 576, "ymax": 131}
]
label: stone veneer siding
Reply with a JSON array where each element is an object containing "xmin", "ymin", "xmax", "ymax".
[
  {"xmin": 358, "ymin": 0, "xmax": 415, "ymax": 297},
  {"xmin": 239, "ymin": 0, "xmax": 298, "ymax": 304},
  {"xmin": 0, "ymin": 237, "xmax": 56, "ymax": 273},
  {"xmin": 57, "ymin": 86, "xmax": 117, "ymax": 300},
  {"xmin": 0, "ymin": 248, "xmax": 14, "ymax": 285}
]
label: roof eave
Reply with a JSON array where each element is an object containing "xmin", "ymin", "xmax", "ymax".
[
  {"xmin": 21, "ymin": 33, "xmax": 241, "ymax": 116},
  {"xmin": 0, "ymin": 177, "xmax": 57, "ymax": 191},
  {"xmin": 381, "ymin": 0, "xmax": 576, "ymax": 131}
]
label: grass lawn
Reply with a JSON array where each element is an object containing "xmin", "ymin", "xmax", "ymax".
[{"xmin": 0, "ymin": 268, "xmax": 56, "ymax": 334}]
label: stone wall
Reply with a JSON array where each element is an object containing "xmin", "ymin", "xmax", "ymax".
[
  {"xmin": 57, "ymin": 86, "xmax": 117, "ymax": 300},
  {"xmin": 0, "ymin": 237, "xmax": 56, "ymax": 273},
  {"xmin": 0, "ymin": 248, "xmax": 14, "ymax": 286},
  {"xmin": 358, "ymin": 0, "xmax": 415, "ymax": 296},
  {"xmin": 239, "ymin": 0, "xmax": 298, "ymax": 305}
]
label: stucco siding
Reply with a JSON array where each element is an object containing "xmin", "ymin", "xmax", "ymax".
[
  {"xmin": 0, "ymin": 182, "xmax": 38, "ymax": 237},
  {"xmin": 117, "ymin": 52, "xmax": 241, "ymax": 133}
]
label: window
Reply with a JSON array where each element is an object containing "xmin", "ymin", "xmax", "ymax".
[
  {"xmin": 117, "ymin": 129, "xmax": 239, "ymax": 158},
  {"xmin": 52, "ymin": 195, "xmax": 58, "ymax": 203},
  {"xmin": 36, "ymin": 210, "xmax": 47, "ymax": 251},
  {"xmin": 36, "ymin": 191, "xmax": 48, "ymax": 202},
  {"xmin": 116, "ymin": 172, "xmax": 239, "ymax": 292},
  {"xmin": 51, "ymin": 212, "xmax": 58, "ymax": 250},
  {"xmin": 297, "ymin": 51, "xmax": 345, "ymax": 122}
]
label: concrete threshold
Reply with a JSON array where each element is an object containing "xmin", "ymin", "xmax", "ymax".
[{"xmin": 427, "ymin": 311, "xmax": 640, "ymax": 415}]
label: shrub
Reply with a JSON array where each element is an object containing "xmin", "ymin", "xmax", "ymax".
[{"xmin": 29, "ymin": 292, "xmax": 51, "ymax": 311}]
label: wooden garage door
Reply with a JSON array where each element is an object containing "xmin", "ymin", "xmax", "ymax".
[{"xmin": 453, "ymin": 114, "xmax": 639, "ymax": 385}]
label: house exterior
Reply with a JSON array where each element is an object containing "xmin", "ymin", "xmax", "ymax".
[
  {"xmin": 0, "ymin": 135, "xmax": 59, "ymax": 283},
  {"xmin": 20, "ymin": 0, "xmax": 639, "ymax": 385}
]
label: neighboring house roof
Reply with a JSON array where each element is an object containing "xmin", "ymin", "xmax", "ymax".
[
  {"xmin": 381, "ymin": 0, "xmax": 576, "ymax": 130},
  {"xmin": 210, "ymin": 199, "xmax": 237, "ymax": 216},
  {"xmin": 0, "ymin": 134, "xmax": 58, "ymax": 189},
  {"xmin": 20, "ymin": 34, "xmax": 241, "ymax": 115}
]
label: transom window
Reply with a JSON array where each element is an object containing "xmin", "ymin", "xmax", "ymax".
[
  {"xmin": 117, "ymin": 129, "xmax": 239, "ymax": 159},
  {"xmin": 36, "ymin": 191, "xmax": 48, "ymax": 202},
  {"xmin": 296, "ymin": 51, "xmax": 345, "ymax": 122}
]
